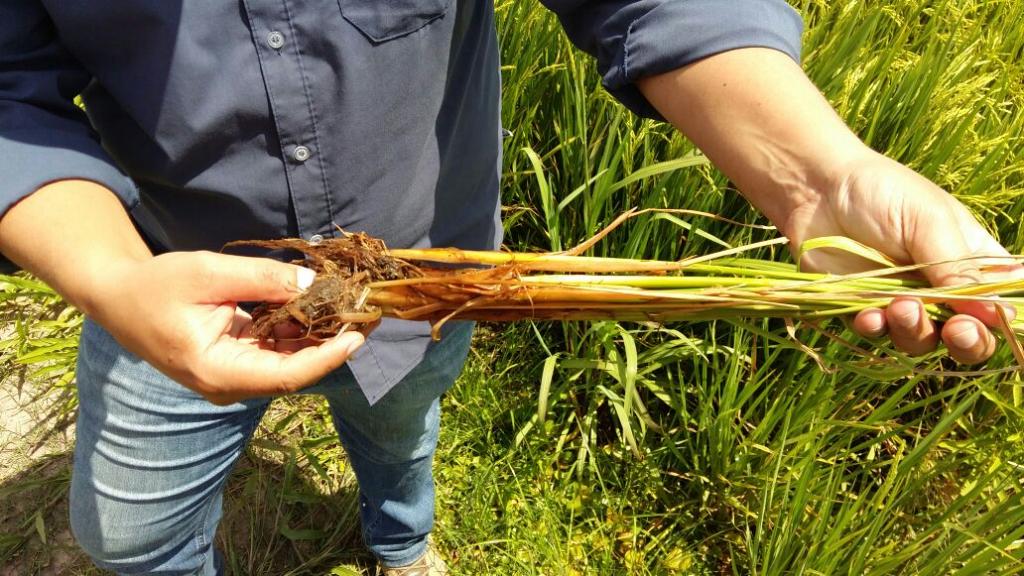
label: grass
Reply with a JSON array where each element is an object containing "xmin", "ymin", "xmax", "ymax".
[{"xmin": 3, "ymin": 0, "xmax": 1024, "ymax": 574}]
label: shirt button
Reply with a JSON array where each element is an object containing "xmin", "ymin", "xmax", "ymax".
[
  {"xmin": 308, "ymin": 234, "xmax": 324, "ymax": 244},
  {"xmin": 267, "ymin": 31, "xmax": 285, "ymax": 50},
  {"xmin": 292, "ymin": 145, "xmax": 311, "ymax": 162}
]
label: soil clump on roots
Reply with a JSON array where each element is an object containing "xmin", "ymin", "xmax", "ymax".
[{"xmin": 224, "ymin": 232, "xmax": 420, "ymax": 341}]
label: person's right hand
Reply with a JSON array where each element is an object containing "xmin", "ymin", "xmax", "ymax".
[
  {"xmin": 0, "ymin": 181, "xmax": 362, "ymax": 405},
  {"xmin": 89, "ymin": 251, "xmax": 365, "ymax": 405}
]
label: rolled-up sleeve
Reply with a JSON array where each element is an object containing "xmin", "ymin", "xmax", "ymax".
[
  {"xmin": 0, "ymin": 1, "xmax": 138, "ymax": 272},
  {"xmin": 542, "ymin": 0, "xmax": 804, "ymax": 119}
]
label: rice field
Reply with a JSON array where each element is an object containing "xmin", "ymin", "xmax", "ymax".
[
  {"xmin": 485, "ymin": 0, "xmax": 1024, "ymax": 573},
  {"xmin": 2, "ymin": 0, "xmax": 1024, "ymax": 574}
]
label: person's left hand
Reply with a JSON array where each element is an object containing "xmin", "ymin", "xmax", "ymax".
[
  {"xmin": 781, "ymin": 149, "xmax": 1022, "ymax": 364},
  {"xmin": 636, "ymin": 47, "xmax": 1022, "ymax": 364}
]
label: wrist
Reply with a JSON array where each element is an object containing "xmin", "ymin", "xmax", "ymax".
[
  {"xmin": 71, "ymin": 252, "xmax": 152, "ymax": 320},
  {"xmin": 635, "ymin": 48, "xmax": 874, "ymax": 235},
  {"xmin": 770, "ymin": 143, "xmax": 880, "ymax": 239},
  {"xmin": 746, "ymin": 136, "xmax": 871, "ymax": 228},
  {"xmin": 0, "ymin": 179, "xmax": 154, "ymax": 317}
]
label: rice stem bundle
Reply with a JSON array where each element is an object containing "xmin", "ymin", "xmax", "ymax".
[{"xmin": 225, "ymin": 224, "xmax": 1024, "ymax": 351}]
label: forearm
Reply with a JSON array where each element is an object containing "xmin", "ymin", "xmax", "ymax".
[
  {"xmin": 636, "ymin": 47, "xmax": 869, "ymax": 235},
  {"xmin": 0, "ymin": 180, "xmax": 152, "ymax": 316}
]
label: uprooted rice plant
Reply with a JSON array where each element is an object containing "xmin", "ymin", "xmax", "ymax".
[{"xmin": 229, "ymin": 220, "xmax": 1024, "ymax": 348}]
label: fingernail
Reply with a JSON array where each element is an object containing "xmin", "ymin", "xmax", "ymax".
[
  {"xmin": 981, "ymin": 302, "xmax": 999, "ymax": 316},
  {"xmin": 345, "ymin": 340, "xmax": 363, "ymax": 356},
  {"xmin": 948, "ymin": 324, "xmax": 981, "ymax": 349},
  {"xmin": 980, "ymin": 302, "xmax": 1016, "ymax": 322},
  {"xmin": 296, "ymin": 267, "xmax": 316, "ymax": 291},
  {"xmin": 893, "ymin": 302, "xmax": 920, "ymax": 329},
  {"xmin": 338, "ymin": 334, "xmax": 364, "ymax": 355},
  {"xmin": 863, "ymin": 325, "xmax": 887, "ymax": 339},
  {"xmin": 993, "ymin": 302, "xmax": 1017, "ymax": 319}
]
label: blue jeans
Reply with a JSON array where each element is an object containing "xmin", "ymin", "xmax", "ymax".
[{"xmin": 69, "ymin": 317, "xmax": 472, "ymax": 575}]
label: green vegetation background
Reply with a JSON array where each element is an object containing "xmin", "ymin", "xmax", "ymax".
[{"xmin": 2, "ymin": 0, "xmax": 1023, "ymax": 574}]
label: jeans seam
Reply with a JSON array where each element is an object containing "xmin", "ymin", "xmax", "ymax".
[
  {"xmin": 191, "ymin": 404, "xmax": 265, "ymax": 575},
  {"xmin": 192, "ymin": 491, "xmax": 216, "ymax": 574},
  {"xmin": 362, "ymin": 493, "xmax": 383, "ymax": 542}
]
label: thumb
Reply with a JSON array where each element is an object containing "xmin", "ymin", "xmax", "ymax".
[
  {"xmin": 199, "ymin": 330, "xmax": 366, "ymax": 403},
  {"xmin": 271, "ymin": 331, "xmax": 366, "ymax": 391},
  {"xmin": 904, "ymin": 205, "xmax": 1005, "ymax": 326},
  {"xmin": 196, "ymin": 252, "xmax": 316, "ymax": 304}
]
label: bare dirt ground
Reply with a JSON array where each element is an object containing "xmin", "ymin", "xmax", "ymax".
[
  {"xmin": 0, "ymin": 339, "xmax": 89, "ymax": 575},
  {"xmin": 1, "ymin": 323, "xmax": 32, "ymax": 474},
  {"xmin": 0, "ymin": 388, "xmax": 35, "ymax": 479}
]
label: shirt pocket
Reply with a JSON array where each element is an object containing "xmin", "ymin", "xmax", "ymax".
[{"xmin": 338, "ymin": 0, "xmax": 451, "ymax": 43}]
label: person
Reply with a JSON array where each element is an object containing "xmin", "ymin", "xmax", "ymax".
[{"xmin": 0, "ymin": 1, "xmax": 1014, "ymax": 574}]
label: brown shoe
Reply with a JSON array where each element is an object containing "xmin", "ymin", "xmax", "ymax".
[{"xmin": 378, "ymin": 545, "xmax": 449, "ymax": 576}]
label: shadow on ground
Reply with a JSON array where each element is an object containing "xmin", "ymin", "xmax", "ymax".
[{"xmin": 0, "ymin": 445, "xmax": 375, "ymax": 575}]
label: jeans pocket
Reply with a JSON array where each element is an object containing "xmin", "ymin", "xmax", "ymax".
[{"xmin": 338, "ymin": 0, "xmax": 450, "ymax": 43}]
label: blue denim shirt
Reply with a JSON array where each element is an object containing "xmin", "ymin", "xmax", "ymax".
[{"xmin": 0, "ymin": 0, "xmax": 802, "ymax": 403}]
